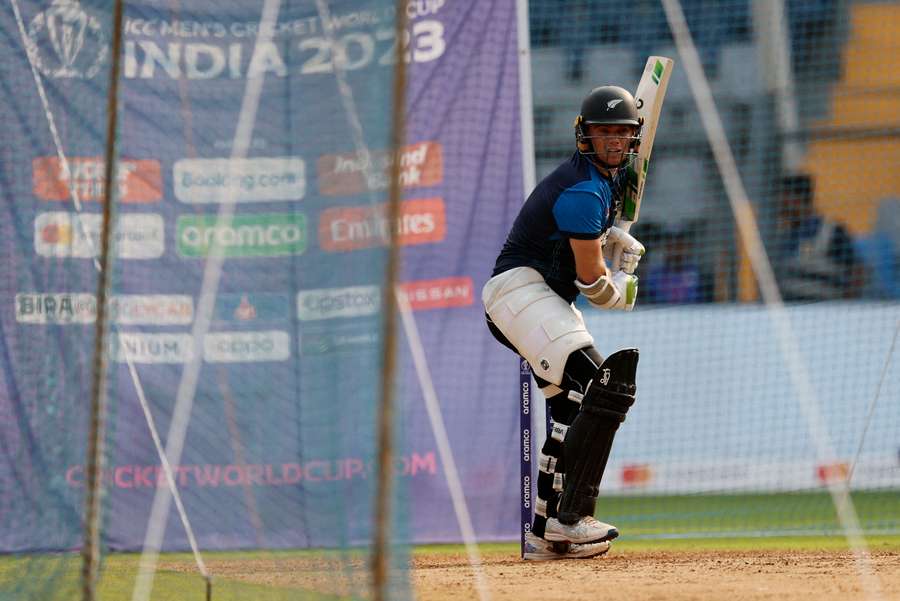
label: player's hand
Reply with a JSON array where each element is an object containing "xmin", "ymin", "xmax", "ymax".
[
  {"xmin": 604, "ymin": 226, "xmax": 645, "ymax": 274},
  {"xmin": 575, "ymin": 270, "xmax": 637, "ymax": 311},
  {"xmin": 611, "ymin": 270, "xmax": 638, "ymax": 311}
]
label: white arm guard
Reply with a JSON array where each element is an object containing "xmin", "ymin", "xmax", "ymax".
[
  {"xmin": 604, "ymin": 226, "xmax": 645, "ymax": 274},
  {"xmin": 575, "ymin": 271, "xmax": 638, "ymax": 311}
]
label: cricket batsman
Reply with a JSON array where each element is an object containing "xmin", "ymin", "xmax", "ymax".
[{"xmin": 482, "ymin": 86, "xmax": 644, "ymax": 560}]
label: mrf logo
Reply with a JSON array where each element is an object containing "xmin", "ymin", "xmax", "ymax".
[{"xmin": 26, "ymin": 0, "xmax": 108, "ymax": 79}]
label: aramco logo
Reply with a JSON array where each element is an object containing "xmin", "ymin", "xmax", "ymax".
[{"xmin": 26, "ymin": 0, "xmax": 108, "ymax": 79}]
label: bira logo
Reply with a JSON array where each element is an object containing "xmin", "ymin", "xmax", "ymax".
[
  {"xmin": 26, "ymin": 0, "xmax": 108, "ymax": 79},
  {"xmin": 15, "ymin": 292, "xmax": 96, "ymax": 324}
]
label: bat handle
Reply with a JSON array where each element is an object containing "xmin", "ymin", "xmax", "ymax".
[
  {"xmin": 611, "ymin": 246, "xmax": 623, "ymax": 272},
  {"xmin": 609, "ymin": 220, "xmax": 634, "ymax": 272}
]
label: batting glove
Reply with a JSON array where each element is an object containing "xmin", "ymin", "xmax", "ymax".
[{"xmin": 604, "ymin": 226, "xmax": 645, "ymax": 274}]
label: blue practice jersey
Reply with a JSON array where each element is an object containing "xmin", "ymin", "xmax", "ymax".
[{"xmin": 493, "ymin": 152, "xmax": 623, "ymax": 303}]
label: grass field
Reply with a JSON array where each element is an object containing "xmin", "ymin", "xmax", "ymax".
[
  {"xmin": 596, "ymin": 490, "xmax": 900, "ymax": 536},
  {"xmin": 2, "ymin": 491, "xmax": 898, "ymax": 600}
]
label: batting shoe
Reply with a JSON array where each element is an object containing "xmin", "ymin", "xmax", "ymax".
[
  {"xmin": 543, "ymin": 516, "xmax": 619, "ymax": 544},
  {"xmin": 523, "ymin": 532, "xmax": 610, "ymax": 561}
]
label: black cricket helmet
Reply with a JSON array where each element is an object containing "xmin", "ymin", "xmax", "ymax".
[{"xmin": 574, "ymin": 86, "xmax": 642, "ymax": 159}]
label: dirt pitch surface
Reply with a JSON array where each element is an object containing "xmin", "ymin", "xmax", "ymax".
[
  {"xmin": 412, "ymin": 548, "xmax": 900, "ymax": 601},
  {"xmin": 165, "ymin": 547, "xmax": 900, "ymax": 601}
]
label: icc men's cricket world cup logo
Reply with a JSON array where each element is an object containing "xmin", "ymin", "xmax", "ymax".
[{"xmin": 26, "ymin": 0, "xmax": 108, "ymax": 79}]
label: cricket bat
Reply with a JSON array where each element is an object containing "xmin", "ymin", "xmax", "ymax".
[{"xmin": 612, "ymin": 56, "xmax": 674, "ymax": 269}]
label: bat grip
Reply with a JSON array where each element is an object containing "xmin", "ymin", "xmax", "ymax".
[
  {"xmin": 611, "ymin": 246, "xmax": 623, "ymax": 272},
  {"xmin": 609, "ymin": 220, "xmax": 634, "ymax": 272}
]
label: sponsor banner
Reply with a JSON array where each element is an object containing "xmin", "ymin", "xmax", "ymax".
[
  {"xmin": 177, "ymin": 213, "xmax": 307, "ymax": 257},
  {"xmin": 204, "ymin": 330, "xmax": 291, "ymax": 363},
  {"xmin": 64, "ymin": 452, "xmax": 437, "ymax": 489},
  {"xmin": 34, "ymin": 212, "xmax": 164, "ymax": 259},
  {"xmin": 398, "ymin": 276, "xmax": 474, "ymax": 311},
  {"xmin": 15, "ymin": 293, "xmax": 96, "ymax": 324},
  {"xmin": 620, "ymin": 464, "xmax": 653, "ymax": 488},
  {"xmin": 111, "ymin": 333, "xmax": 193, "ymax": 364},
  {"xmin": 32, "ymin": 157, "xmax": 162, "ymax": 203},
  {"xmin": 174, "ymin": 157, "xmax": 306, "ymax": 203},
  {"xmin": 109, "ymin": 295, "xmax": 194, "ymax": 325},
  {"xmin": 214, "ymin": 293, "xmax": 291, "ymax": 323},
  {"xmin": 318, "ymin": 198, "xmax": 445, "ymax": 252},
  {"xmin": 297, "ymin": 285, "xmax": 381, "ymax": 321},
  {"xmin": 299, "ymin": 329, "xmax": 380, "ymax": 356},
  {"xmin": 604, "ymin": 457, "xmax": 900, "ymax": 493},
  {"xmin": 817, "ymin": 462, "xmax": 850, "ymax": 484},
  {"xmin": 317, "ymin": 141, "xmax": 444, "ymax": 196}
]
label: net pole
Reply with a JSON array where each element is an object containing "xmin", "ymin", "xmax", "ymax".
[
  {"xmin": 371, "ymin": 0, "xmax": 408, "ymax": 598},
  {"xmin": 82, "ymin": 1, "xmax": 125, "ymax": 599},
  {"xmin": 515, "ymin": 0, "xmax": 540, "ymax": 559}
]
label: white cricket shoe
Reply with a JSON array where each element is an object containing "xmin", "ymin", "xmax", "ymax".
[
  {"xmin": 523, "ymin": 532, "xmax": 610, "ymax": 561},
  {"xmin": 544, "ymin": 516, "xmax": 619, "ymax": 544}
]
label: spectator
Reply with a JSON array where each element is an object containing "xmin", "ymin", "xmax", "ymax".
[
  {"xmin": 642, "ymin": 225, "xmax": 710, "ymax": 304},
  {"xmin": 855, "ymin": 198, "xmax": 900, "ymax": 299},
  {"xmin": 773, "ymin": 173, "xmax": 865, "ymax": 301}
]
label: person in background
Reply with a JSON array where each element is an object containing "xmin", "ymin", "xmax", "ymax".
[
  {"xmin": 773, "ymin": 173, "xmax": 864, "ymax": 301},
  {"xmin": 641, "ymin": 224, "xmax": 711, "ymax": 304}
]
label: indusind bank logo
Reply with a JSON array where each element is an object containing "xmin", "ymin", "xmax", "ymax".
[{"xmin": 177, "ymin": 213, "xmax": 307, "ymax": 258}]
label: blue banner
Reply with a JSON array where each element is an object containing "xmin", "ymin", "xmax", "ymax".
[{"xmin": 0, "ymin": 0, "xmax": 523, "ymax": 551}]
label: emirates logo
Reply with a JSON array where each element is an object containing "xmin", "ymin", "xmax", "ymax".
[{"xmin": 26, "ymin": 0, "xmax": 108, "ymax": 79}]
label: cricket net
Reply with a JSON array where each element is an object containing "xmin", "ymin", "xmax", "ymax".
[
  {"xmin": 1, "ymin": 0, "xmax": 411, "ymax": 599},
  {"xmin": 527, "ymin": 0, "xmax": 900, "ymax": 538}
]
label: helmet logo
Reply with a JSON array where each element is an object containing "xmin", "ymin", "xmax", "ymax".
[{"xmin": 606, "ymin": 99, "xmax": 624, "ymax": 110}]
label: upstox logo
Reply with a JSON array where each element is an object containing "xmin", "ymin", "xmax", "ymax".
[
  {"xmin": 297, "ymin": 285, "xmax": 380, "ymax": 321},
  {"xmin": 177, "ymin": 213, "xmax": 306, "ymax": 258}
]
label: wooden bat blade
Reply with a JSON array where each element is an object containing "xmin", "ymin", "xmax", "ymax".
[{"xmin": 620, "ymin": 56, "xmax": 674, "ymax": 228}]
